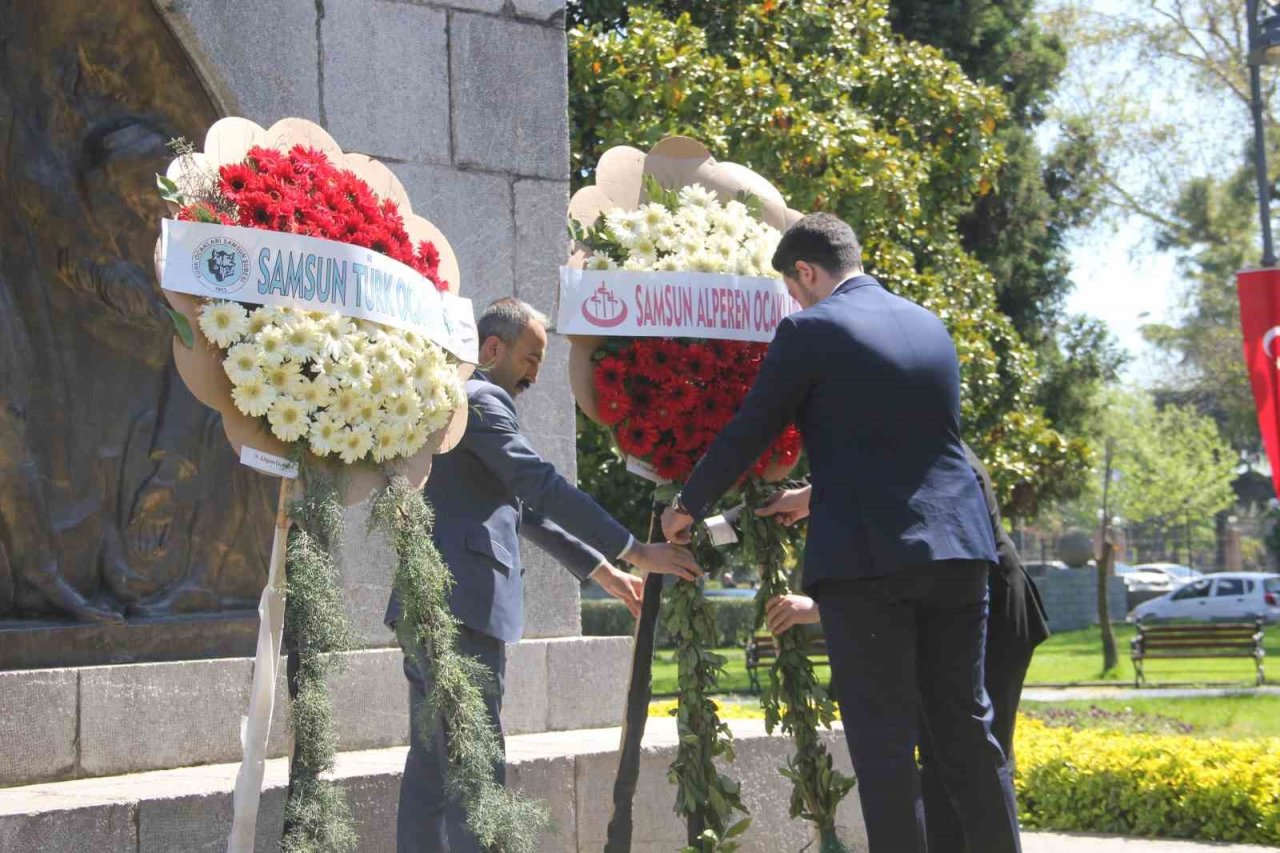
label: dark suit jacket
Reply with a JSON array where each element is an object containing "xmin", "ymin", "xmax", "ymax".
[
  {"xmin": 387, "ymin": 374, "xmax": 633, "ymax": 643},
  {"xmin": 681, "ymin": 276, "xmax": 997, "ymax": 587},
  {"xmin": 964, "ymin": 444, "xmax": 1050, "ymax": 653}
]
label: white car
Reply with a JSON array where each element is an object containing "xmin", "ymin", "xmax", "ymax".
[
  {"xmin": 1129, "ymin": 572, "xmax": 1280, "ymax": 624},
  {"xmin": 1133, "ymin": 562, "xmax": 1203, "ymax": 586}
]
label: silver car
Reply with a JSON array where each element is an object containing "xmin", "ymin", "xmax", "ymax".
[{"xmin": 1129, "ymin": 572, "xmax": 1280, "ymax": 624}]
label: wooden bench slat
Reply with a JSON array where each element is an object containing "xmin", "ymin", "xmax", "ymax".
[{"xmin": 1132, "ymin": 620, "xmax": 1266, "ymax": 687}]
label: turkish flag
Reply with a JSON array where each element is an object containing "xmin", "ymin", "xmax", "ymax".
[{"xmin": 1237, "ymin": 268, "xmax": 1280, "ymax": 496}]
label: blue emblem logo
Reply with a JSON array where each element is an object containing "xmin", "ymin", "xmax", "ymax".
[{"xmin": 192, "ymin": 236, "xmax": 249, "ymax": 295}]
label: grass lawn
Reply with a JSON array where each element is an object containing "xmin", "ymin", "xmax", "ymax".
[
  {"xmin": 1019, "ymin": 694, "xmax": 1280, "ymax": 739},
  {"xmin": 649, "ymin": 623, "xmax": 1277, "ymax": 695},
  {"xmin": 1025, "ymin": 623, "xmax": 1280, "ymax": 686}
]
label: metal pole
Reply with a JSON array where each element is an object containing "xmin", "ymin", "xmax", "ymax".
[{"xmin": 1249, "ymin": 0, "xmax": 1277, "ymax": 267}]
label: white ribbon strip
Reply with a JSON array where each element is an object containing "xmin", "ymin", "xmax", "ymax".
[
  {"xmin": 226, "ymin": 493, "xmax": 291, "ymax": 853},
  {"xmin": 557, "ymin": 266, "xmax": 800, "ymax": 342},
  {"xmin": 162, "ymin": 219, "xmax": 478, "ymax": 364}
]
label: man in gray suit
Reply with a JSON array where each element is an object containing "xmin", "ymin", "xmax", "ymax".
[{"xmin": 391, "ymin": 298, "xmax": 700, "ymax": 852}]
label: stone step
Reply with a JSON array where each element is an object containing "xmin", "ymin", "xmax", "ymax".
[
  {"xmin": 0, "ymin": 719, "xmax": 867, "ymax": 853},
  {"xmin": 0, "ymin": 636, "xmax": 632, "ymax": 786}
]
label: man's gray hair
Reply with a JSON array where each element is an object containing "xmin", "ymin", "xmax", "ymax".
[{"xmin": 477, "ymin": 297, "xmax": 549, "ymax": 344}]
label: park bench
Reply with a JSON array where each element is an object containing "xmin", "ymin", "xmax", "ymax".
[
  {"xmin": 744, "ymin": 632, "xmax": 829, "ymax": 693},
  {"xmin": 1130, "ymin": 620, "xmax": 1266, "ymax": 688}
]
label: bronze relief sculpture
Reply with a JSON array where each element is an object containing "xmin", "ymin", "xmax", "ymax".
[{"xmin": 0, "ymin": 0, "xmax": 273, "ymax": 634}]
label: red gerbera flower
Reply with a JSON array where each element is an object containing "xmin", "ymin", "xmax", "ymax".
[
  {"xmin": 597, "ymin": 387, "xmax": 631, "ymax": 426},
  {"xmin": 594, "ymin": 356, "xmax": 628, "ymax": 396},
  {"xmin": 616, "ymin": 419, "xmax": 659, "ymax": 458}
]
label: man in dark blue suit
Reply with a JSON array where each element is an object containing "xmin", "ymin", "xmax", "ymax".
[
  {"xmin": 390, "ymin": 299, "xmax": 700, "ymax": 853},
  {"xmin": 662, "ymin": 214, "xmax": 1022, "ymax": 853}
]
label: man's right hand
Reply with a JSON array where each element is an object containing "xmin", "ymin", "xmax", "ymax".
[
  {"xmin": 754, "ymin": 486, "xmax": 812, "ymax": 526},
  {"xmin": 624, "ymin": 541, "xmax": 702, "ymax": 582}
]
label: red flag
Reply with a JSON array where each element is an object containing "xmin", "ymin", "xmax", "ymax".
[{"xmin": 1237, "ymin": 268, "xmax": 1280, "ymax": 496}]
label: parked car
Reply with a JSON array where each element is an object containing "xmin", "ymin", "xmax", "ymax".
[
  {"xmin": 1128, "ymin": 572, "xmax": 1280, "ymax": 624},
  {"xmin": 1134, "ymin": 562, "xmax": 1203, "ymax": 585}
]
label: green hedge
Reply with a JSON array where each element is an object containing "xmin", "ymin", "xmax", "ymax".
[
  {"xmin": 1016, "ymin": 718, "xmax": 1280, "ymax": 844},
  {"xmin": 582, "ymin": 597, "xmax": 757, "ymax": 648}
]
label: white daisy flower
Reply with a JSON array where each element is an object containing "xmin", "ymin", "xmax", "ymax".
[
  {"xmin": 308, "ymin": 412, "xmax": 344, "ymax": 457},
  {"xmin": 198, "ymin": 301, "xmax": 249, "ymax": 349},
  {"xmin": 586, "ymin": 254, "xmax": 618, "ymax": 271},
  {"xmin": 223, "ymin": 343, "xmax": 263, "ymax": 385},
  {"xmin": 337, "ymin": 424, "xmax": 374, "ymax": 465},
  {"xmin": 262, "ymin": 360, "xmax": 303, "ymax": 392},
  {"xmin": 371, "ymin": 423, "xmax": 405, "ymax": 463},
  {"xmin": 331, "ymin": 386, "xmax": 362, "ymax": 421},
  {"xmin": 283, "ymin": 318, "xmax": 323, "ymax": 363},
  {"xmin": 246, "ymin": 307, "xmax": 275, "ymax": 336},
  {"xmin": 231, "ymin": 377, "xmax": 276, "ymax": 417},
  {"xmin": 267, "ymin": 396, "xmax": 309, "ymax": 442},
  {"xmin": 255, "ymin": 325, "xmax": 288, "ymax": 366},
  {"xmin": 385, "ymin": 392, "xmax": 422, "ymax": 426}
]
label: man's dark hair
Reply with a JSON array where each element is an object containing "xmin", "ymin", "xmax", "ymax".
[
  {"xmin": 477, "ymin": 298, "xmax": 548, "ymax": 344},
  {"xmin": 771, "ymin": 212, "xmax": 863, "ymax": 277}
]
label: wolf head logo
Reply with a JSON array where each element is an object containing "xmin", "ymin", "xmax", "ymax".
[{"xmin": 206, "ymin": 248, "xmax": 238, "ymax": 283}]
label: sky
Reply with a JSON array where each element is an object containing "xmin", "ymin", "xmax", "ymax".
[{"xmin": 1040, "ymin": 0, "xmax": 1252, "ymax": 382}]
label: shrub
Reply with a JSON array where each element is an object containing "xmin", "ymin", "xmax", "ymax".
[
  {"xmin": 1015, "ymin": 717, "xmax": 1280, "ymax": 845},
  {"xmin": 582, "ymin": 597, "xmax": 758, "ymax": 648}
]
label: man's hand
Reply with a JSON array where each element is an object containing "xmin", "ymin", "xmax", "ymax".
[
  {"xmin": 754, "ymin": 486, "xmax": 812, "ymax": 527},
  {"xmin": 624, "ymin": 541, "xmax": 701, "ymax": 582},
  {"xmin": 661, "ymin": 506, "xmax": 695, "ymax": 544},
  {"xmin": 590, "ymin": 563, "xmax": 643, "ymax": 618},
  {"xmin": 765, "ymin": 593, "xmax": 820, "ymax": 635}
]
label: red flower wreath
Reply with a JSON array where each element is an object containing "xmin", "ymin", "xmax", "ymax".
[
  {"xmin": 595, "ymin": 338, "xmax": 802, "ymax": 483},
  {"xmin": 179, "ymin": 144, "xmax": 450, "ymax": 292}
]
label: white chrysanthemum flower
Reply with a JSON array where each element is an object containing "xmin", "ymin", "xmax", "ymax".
[
  {"xmin": 385, "ymin": 392, "xmax": 422, "ymax": 426},
  {"xmin": 223, "ymin": 343, "xmax": 263, "ymax": 385},
  {"xmin": 331, "ymin": 353, "xmax": 370, "ymax": 387},
  {"xmin": 308, "ymin": 412, "xmax": 344, "ymax": 457},
  {"xmin": 231, "ymin": 377, "xmax": 276, "ymax": 417},
  {"xmin": 331, "ymin": 386, "xmax": 362, "ymax": 421},
  {"xmin": 640, "ymin": 202, "xmax": 673, "ymax": 230},
  {"xmin": 383, "ymin": 367, "xmax": 413, "ymax": 397},
  {"xmin": 291, "ymin": 374, "xmax": 335, "ymax": 412},
  {"xmin": 687, "ymin": 250, "xmax": 722, "ymax": 273},
  {"xmin": 604, "ymin": 209, "xmax": 644, "ymax": 248},
  {"xmin": 653, "ymin": 220, "xmax": 682, "ymax": 253},
  {"xmin": 282, "ymin": 318, "xmax": 323, "ymax": 363},
  {"xmin": 402, "ymin": 420, "xmax": 432, "ymax": 454},
  {"xmin": 678, "ymin": 184, "xmax": 719, "ymax": 210},
  {"xmin": 198, "ymin": 301, "xmax": 249, "ymax": 349},
  {"xmin": 267, "ymin": 396, "xmax": 308, "ymax": 442},
  {"xmin": 371, "ymin": 423, "xmax": 405, "ymax": 463},
  {"xmin": 336, "ymin": 424, "xmax": 374, "ymax": 465},
  {"xmin": 586, "ymin": 254, "xmax": 618, "ymax": 271},
  {"xmin": 356, "ymin": 397, "xmax": 382, "ymax": 427},
  {"xmin": 315, "ymin": 315, "xmax": 356, "ymax": 360},
  {"xmin": 255, "ymin": 325, "xmax": 288, "ymax": 365},
  {"xmin": 262, "ymin": 360, "xmax": 303, "ymax": 392},
  {"xmin": 653, "ymin": 255, "xmax": 683, "ymax": 272},
  {"xmin": 246, "ymin": 307, "xmax": 275, "ymax": 336},
  {"xmin": 623, "ymin": 251, "xmax": 658, "ymax": 272}
]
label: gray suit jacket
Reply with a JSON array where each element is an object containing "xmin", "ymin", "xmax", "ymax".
[{"xmin": 386, "ymin": 373, "xmax": 633, "ymax": 643}]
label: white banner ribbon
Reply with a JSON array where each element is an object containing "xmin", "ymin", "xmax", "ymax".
[
  {"xmin": 162, "ymin": 219, "xmax": 478, "ymax": 363},
  {"xmin": 557, "ymin": 266, "xmax": 801, "ymax": 342}
]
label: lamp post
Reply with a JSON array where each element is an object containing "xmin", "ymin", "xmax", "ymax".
[{"xmin": 1247, "ymin": 0, "xmax": 1280, "ymax": 266}]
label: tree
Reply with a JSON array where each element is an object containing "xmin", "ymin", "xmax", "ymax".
[
  {"xmin": 1094, "ymin": 390, "xmax": 1238, "ymax": 549},
  {"xmin": 569, "ymin": 0, "xmax": 1089, "ymax": 515}
]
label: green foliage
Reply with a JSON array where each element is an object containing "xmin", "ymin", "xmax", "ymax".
[
  {"xmin": 569, "ymin": 0, "xmax": 1091, "ymax": 515},
  {"xmin": 661, "ymin": 567, "xmax": 749, "ymax": 848},
  {"xmin": 576, "ymin": 413, "xmax": 652, "ymax": 537},
  {"xmin": 370, "ymin": 477, "xmax": 548, "ymax": 853},
  {"xmin": 1099, "ymin": 390, "xmax": 1238, "ymax": 538},
  {"xmin": 740, "ymin": 481, "xmax": 853, "ymax": 849},
  {"xmin": 282, "ymin": 470, "xmax": 357, "ymax": 853},
  {"xmin": 583, "ymin": 596, "xmax": 757, "ymax": 647}
]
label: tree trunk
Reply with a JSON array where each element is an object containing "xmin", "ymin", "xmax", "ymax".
[{"xmin": 1098, "ymin": 542, "xmax": 1118, "ymax": 673}]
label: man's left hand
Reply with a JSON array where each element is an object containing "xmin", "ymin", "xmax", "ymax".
[
  {"xmin": 590, "ymin": 563, "xmax": 643, "ymax": 618},
  {"xmin": 661, "ymin": 506, "xmax": 694, "ymax": 544}
]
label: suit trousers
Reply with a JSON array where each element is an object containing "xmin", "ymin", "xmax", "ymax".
[
  {"xmin": 397, "ymin": 625, "xmax": 506, "ymax": 853},
  {"xmin": 919, "ymin": 570, "xmax": 1035, "ymax": 852},
  {"xmin": 813, "ymin": 560, "xmax": 1022, "ymax": 853}
]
